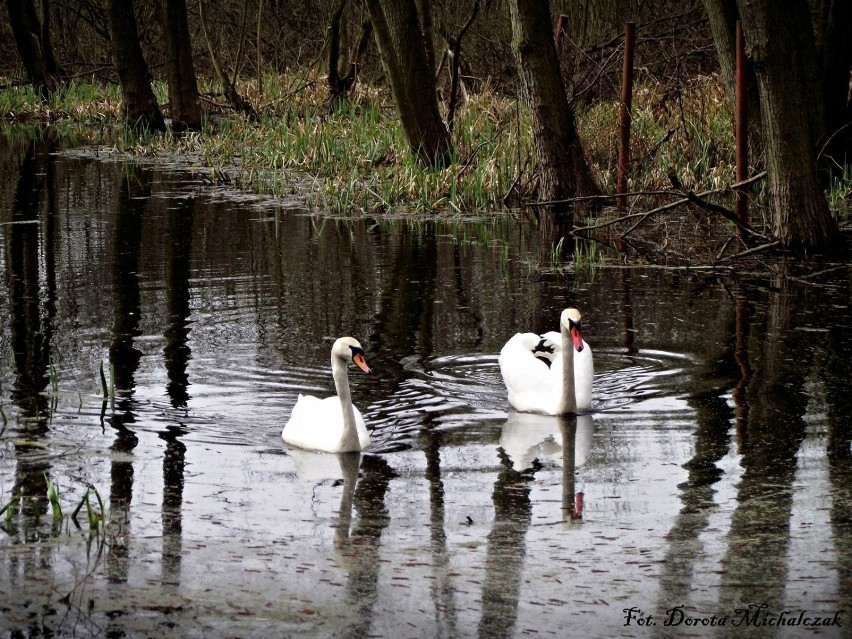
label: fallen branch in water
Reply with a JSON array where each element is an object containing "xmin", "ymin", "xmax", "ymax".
[
  {"xmin": 537, "ymin": 189, "xmax": 682, "ymax": 207},
  {"xmin": 570, "ymin": 171, "xmax": 768, "ymax": 238},
  {"xmin": 713, "ymin": 240, "xmax": 780, "ymax": 263},
  {"xmin": 665, "ymin": 171, "xmax": 769, "ymax": 241}
]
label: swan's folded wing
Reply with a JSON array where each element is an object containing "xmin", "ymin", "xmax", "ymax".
[
  {"xmin": 499, "ymin": 333, "xmax": 561, "ymax": 412},
  {"xmin": 286, "ymin": 393, "xmax": 323, "ymax": 423},
  {"xmin": 282, "ymin": 394, "xmax": 333, "ymax": 448},
  {"xmin": 540, "ymin": 331, "xmax": 562, "ymax": 350}
]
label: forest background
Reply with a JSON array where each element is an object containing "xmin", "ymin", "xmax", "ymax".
[{"xmin": 1, "ymin": 0, "xmax": 850, "ymax": 261}]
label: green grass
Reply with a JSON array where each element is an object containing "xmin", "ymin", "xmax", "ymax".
[
  {"xmin": 572, "ymin": 240, "xmax": 605, "ymax": 283},
  {"xmin": 0, "ymin": 475, "xmax": 93, "ymax": 536},
  {"xmin": 180, "ymin": 84, "xmax": 528, "ymax": 215},
  {"xmin": 827, "ymin": 163, "xmax": 852, "ymax": 215},
  {"xmin": 0, "ymin": 71, "xmax": 793, "ymax": 217},
  {"xmin": 580, "ymin": 76, "xmax": 737, "ymax": 196},
  {"xmin": 1, "ymin": 478, "xmax": 108, "ymax": 537},
  {"xmin": 0, "ymin": 77, "xmax": 126, "ymax": 123}
]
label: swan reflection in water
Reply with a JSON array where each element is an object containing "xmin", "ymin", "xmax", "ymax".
[
  {"xmin": 289, "ymin": 447, "xmax": 395, "ymax": 637},
  {"xmin": 499, "ymin": 413, "xmax": 594, "ymax": 519},
  {"xmin": 287, "ymin": 447, "xmax": 365, "ymax": 547}
]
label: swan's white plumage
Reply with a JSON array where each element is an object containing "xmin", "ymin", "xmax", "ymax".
[
  {"xmin": 282, "ymin": 394, "xmax": 371, "ymax": 452},
  {"xmin": 499, "ymin": 309, "xmax": 594, "ymax": 415},
  {"xmin": 281, "ymin": 337, "xmax": 371, "ymax": 453}
]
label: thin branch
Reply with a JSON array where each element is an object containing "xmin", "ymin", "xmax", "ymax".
[
  {"xmin": 715, "ymin": 234, "xmax": 735, "ymax": 260},
  {"xmin": 817, "ymin": 120, "xmax": 852, "ymax": 160},
  {"xmin": 573, "ymin": 208, "xmax": 662, "ymax": 233},
  {"xmin": 646, "ymin": 127, "xmax": 676, "ymax": 161},
  {"xmin": 445, "ymin": 0, "xmax": 480, "ymax": 132},
  {"xmin": 714, "ymin": 240, "xmax": 780, "ymax": 263},
  {"xmin": 199, "ymin": 0, "xmax": 257, "ymax": 119},
  {"xmin": 539, "ymin": 189, "xmax": 683, "ymax": 205},
  {"xmin": 568, "ymin": 172, "xmax": 768, "ymax": 237},
  {"xmin": 667, "ymin": 173, "xmax": 768, "ymax": 240},
  {"xmin": 234, "ymin": 0, "xmax": 250, "ymax": 78}
]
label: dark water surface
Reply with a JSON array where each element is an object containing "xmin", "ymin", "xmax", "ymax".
[{"xmin": 1, "ymin": 134, "xmax": 851, "ymax": 638}]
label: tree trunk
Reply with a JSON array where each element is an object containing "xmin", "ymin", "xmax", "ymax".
[
  {"xmin": 816, "ymin": 0, "xmax": 852, "ymax": 173},
  {"xmin": 702, "ymin": 0, "xmax": 761, "ymax": 129},
  {"xmin": 737, "ymin": 0, "xmax": 841, "ymax": 250},
  {"xmin": 6, "ymin": 0, "xmax": 55, "ymax": 101},
  {"xmin": 443, "ymin": 0, "xmax": 480, "ymax": 133},
  {"xmin": 415, "ymin": 0, "xmax": 435, "ymax": 78},
  {"xmin": 198, "ymin": 0, "xmax": 257, "ymax": 120},
  {"xmin": 507, "ymin": 0, "xmax": 599, "ymax": 214},
  {"xmin": 327, "ymin": 0, "xmax": 353, "ymax": 110},
  {"xmin": 107, "ymin": 0, "xmax": 166, "ymax": 132},
  {"xmin": 39, "ymin": 0, "xmax": 63, "ymax": 77},
  {"xmin": 365, "ymin": 0, "xmax": 452, "ymax": 167},
  {"xmin": 161, "ymin": 0, "xmax": 202, "ymax": 131}
]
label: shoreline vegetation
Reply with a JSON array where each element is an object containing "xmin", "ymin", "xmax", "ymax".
[{"xmin": 1, "ymin": 71, "xmax": 850, "ymax": 263}]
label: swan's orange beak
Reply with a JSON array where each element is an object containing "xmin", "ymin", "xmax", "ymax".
[
  {"xmin": 353, "ymin": 352, "xmax": 372, "ymax": 374},
  {"xmin": 570, "ymin": 326, "xmax": 584, "ymax": 352}
]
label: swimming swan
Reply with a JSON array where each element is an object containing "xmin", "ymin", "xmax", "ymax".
[
  {"xmin": 281, "ymin": 337, "xmax": 372, "ymax": 452},
  {"xmin": 499, "ymin": 308, "xmax": 593, "ymax": 414}
]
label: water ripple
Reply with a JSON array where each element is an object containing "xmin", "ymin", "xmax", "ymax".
[{"xmin": 40, "ymin": 347, "xmax": 714, "ymax": 453}]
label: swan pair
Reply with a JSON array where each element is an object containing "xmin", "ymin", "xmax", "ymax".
[
  {"xmin": 281, "ymin": 308, "xmax": 593, "ymax": 453},
  {"xmin": 498, "ymin": 308, "xmax": 594, "ymax": 415}
]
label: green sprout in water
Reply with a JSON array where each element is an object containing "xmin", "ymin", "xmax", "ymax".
[
  {"xmin": 1, "ymin": 492, "xmax": 22, "ymax": 526},
  {"xmin": 30, "ymin": 496, "xmax": 42, "ymax": 525},
  {"xmin": 572, "ymin": 241, "xmax": 605, "ymax": 286},
  {"xmin": 86, "ymin": 486, "xmax": 105, "ymax": 531},
  {"xmin": 45, "ymin": 473, "xmax": 63, "ymax": 521},
  {"xmin": 551, "ymin": 236, "xmax": 565, "ymax": 269},
  {"xmin": 85, "ymin": 493, "xmax": 98, "ymax": 529},
  {"xmin": 73, "ymin": 486, "xmax": 107, "ymax": 533}
]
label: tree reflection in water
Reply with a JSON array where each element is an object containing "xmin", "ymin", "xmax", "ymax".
[{"xmin": 0, "ymin": 138, "xmax": 850, "ymax": 635}]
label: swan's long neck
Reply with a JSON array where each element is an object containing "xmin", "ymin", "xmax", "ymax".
[
  {"xmin": 557, "ymin": 322, "xmax": 577, "ymax": 415},
  {"xmin": 332, "ymin": 355, "xmax": 361, "ymax": 451}
]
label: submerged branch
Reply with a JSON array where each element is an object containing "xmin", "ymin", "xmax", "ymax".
[
  {"xmin": 714, "ymin": 240, "xmax": 780, "ymax": 263},
  {"xmin": 666, "ymin": 171, "xmax": 768, "ymax": 240},
  {"xmin": 569, "ymin": 171, "xmax": 768, "ymax": 238}
]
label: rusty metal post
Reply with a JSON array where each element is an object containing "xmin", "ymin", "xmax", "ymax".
[
  {"xmin": 735, "ymin": 21, "xmax": 748, "ymax": 234},
  {"xmin": 555, "ymin": 15, "xmax": 569, "ymax": 49},
  {"xmin": 616, "ymin": 22, "xmax": 636, "ymax": 211}
]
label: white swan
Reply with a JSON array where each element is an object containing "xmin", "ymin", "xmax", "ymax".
[
  {"xmin": 281, "ymin": 337, "xmax": 372, "ymax": 453},
  {"xmin": 499, "ymin": 308, "xmax": 594, "ymax": 414}
]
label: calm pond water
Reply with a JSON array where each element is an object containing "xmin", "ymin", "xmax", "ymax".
[{"xmin": 1, "ymin": 133, "xmax": 851, "ymax": 638}]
